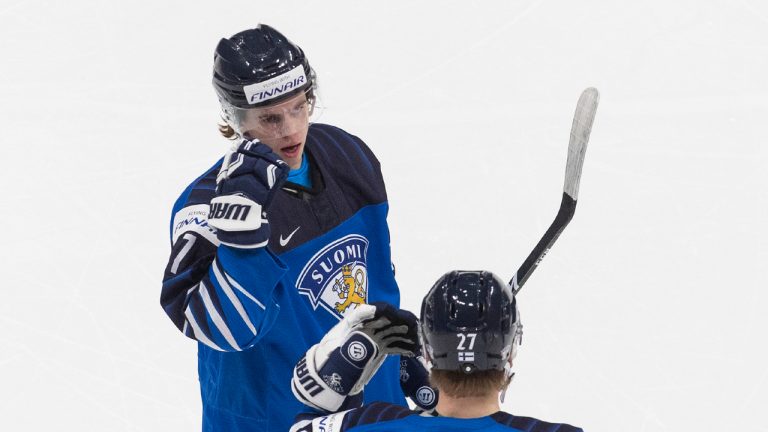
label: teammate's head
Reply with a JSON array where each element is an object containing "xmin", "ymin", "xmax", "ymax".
[
  {"xmin": 420, "ymin": 270, "xmax": 522, "ymax": 397},
  {"xmin": 213, "ymin": 24, "xmax": 316, "ymax": 169}
]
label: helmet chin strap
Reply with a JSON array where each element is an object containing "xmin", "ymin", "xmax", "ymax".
[
  {"xmin": 499, "ymin": 360, "xmax": 515, "ymax": 404},
  {"xmin": 500, "ymin": 335, "xmax": 521, "ymax": 404}
]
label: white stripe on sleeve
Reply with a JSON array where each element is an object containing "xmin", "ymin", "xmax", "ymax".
[
  {"xmin": 199, "ymin": 282, "xmax": 241, "ymax": 351},
  {"xmin": 212, "ymin": 260, "xmax": 258, "ymax": 335},
  {"xmin": 223, "ymin": 271, "xmax": 267, "ymax": 310},
  {"xmin": 184, "ymin": 307, "xmax": 224, "ymax": 351}
]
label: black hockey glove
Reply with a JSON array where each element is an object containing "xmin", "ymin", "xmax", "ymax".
[
  {"xmin": 400, "ymin": 351, "xmax": 439, "ymax": 411},
  {"xmin": 360, "ymin": 302, "xmax": 420, "ymax": 355},
  {"xmin": 208, "ymin": 140, "xmax": 289, "ymax": 248}
]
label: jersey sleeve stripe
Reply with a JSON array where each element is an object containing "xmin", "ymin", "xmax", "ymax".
[
  {"xmin": 222, "ymin": 267, "xmax": 267, "ymax": 310},
  {"xmin": 212, "ymin": 259, "xmax": 259, "ymax": 334},
  {"xmin": 184, "ymin": 306, "xmax": 224, "ymax": 351},
  {"xmin": 199, "ymin": 281, "xmax": 241, "ymax": 351}
]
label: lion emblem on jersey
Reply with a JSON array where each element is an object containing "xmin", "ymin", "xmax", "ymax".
[
  {"xmin": 332, "ymin": 265, "xmax": 367, "ymax": 313},
  {"xmin": 296, "ymin": 234, "xmax": 370, "ymax": 320}
]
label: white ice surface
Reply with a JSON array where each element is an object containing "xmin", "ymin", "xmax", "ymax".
[{"xmin": 1, "ymin": 1, "xmax": 766, "ymax": 430}]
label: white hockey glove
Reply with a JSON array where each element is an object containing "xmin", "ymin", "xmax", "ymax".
[
  {"xmin": 292, "ymin": 302, "xmax": 419, "ymax": 412},
  {"xmin": 207, "ymin": 140, "xmax": 289, "ymax": 248}
]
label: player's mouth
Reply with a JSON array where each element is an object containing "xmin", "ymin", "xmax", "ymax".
[{"xmin": 280, "ymin": 143, "xmax": 302, "ymax": 158}]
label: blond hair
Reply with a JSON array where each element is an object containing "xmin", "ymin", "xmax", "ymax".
[{"xmin": 218, "ymin": 120, "xmax": 239, "ymax": 140}]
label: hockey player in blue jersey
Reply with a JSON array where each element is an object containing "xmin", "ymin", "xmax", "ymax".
[
  {"xmin": 160, "ymin": 25, "xmax": 435, "ymax": 431},
  {"xmin": 291, "ymin": 271, "xmax": 584, "ymax": 432}
]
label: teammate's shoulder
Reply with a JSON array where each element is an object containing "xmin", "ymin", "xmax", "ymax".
[
  {"xmin": 490, "ymin": 412, "xmax": 584, "ymax": 432},
  {"xmin": 344, "ymin": 401, "xmax": 417, "ymax": 427},
  {"xmin": 293, "ymin": 403, "xmax": 416, "ymax": 432}
]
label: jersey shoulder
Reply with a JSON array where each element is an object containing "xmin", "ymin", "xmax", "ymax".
[
  {"xmin": 342, "ymin": 402, "xmax": 417, "ymax": 429},
  {"xmin": 172, "ymin": 158, "xmax": 222, "ymax": 210},
  {"xmin": 168, "ymin": 158, "xmax": 222, "ymax": 243},
  {"xmin": 490, "ymin": 412, "xmax": 584, "ymax": 432},
  {"xmin": 307, "ymin": 123, "xmax": 382, "ymax": 174}
]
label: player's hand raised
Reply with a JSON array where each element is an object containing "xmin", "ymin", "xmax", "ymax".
[
  {"xmin": 208, "ymin": 140, "xmax": 290, "ymax": 248},
  {"xmin": 291, "ymin": 303, "xmax": 420, "ymax": 412},
  {"xmin": 360, "ymin": 302, "xmax": 420, "ymax": 356}
]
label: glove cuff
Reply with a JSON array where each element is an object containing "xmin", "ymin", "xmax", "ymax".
[
  {"xmin": 208, "ymin": 194, "xmax": 270, "ymax": 248},
  {"xmin": 292, "ymin": 345, "xmax": 349, "ymax": 412},
  {"xmin": 292, "ymin": 331, "xmax": 385, "ymax": 412}
]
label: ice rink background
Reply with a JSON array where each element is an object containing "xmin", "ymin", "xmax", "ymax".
[{"xmin": 1, "ymin": 0, "xmax": 766, "ymax": 430}]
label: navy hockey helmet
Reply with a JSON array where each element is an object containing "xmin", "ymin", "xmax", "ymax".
[
  {"xmin": 213, "ymin": 24, "xmax": 316, "ymax": 109},
  {"xmin": 420, "ymin": 271, "xmax": 522, "ymax": 374}
]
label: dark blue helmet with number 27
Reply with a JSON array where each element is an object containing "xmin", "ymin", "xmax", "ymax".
[
  {"xmin": 420, "ymin": 271, "xmax": 522, "ymax": 374},
  {"xmin": 213, "ymin": 24, "xmax": 316, "ymax": 109}
]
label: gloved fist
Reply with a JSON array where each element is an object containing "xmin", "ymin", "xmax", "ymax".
[
  {"xmin": 208, "ymin": 140, "xmax": 290, "ymax": 248},
  {"xmin": 360, "ymin": 302, "xmax": 420, "ymax": 356},
  {"xmin": 291, "ymin": 303, "xmax": 420, "ymax": 412}
]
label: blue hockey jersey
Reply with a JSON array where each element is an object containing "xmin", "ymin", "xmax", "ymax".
[
  {"xmin": 291, "ymin": 402, "xmax": 584, "ymax": 432},
  {"xmin": 161, "ymin": 123, "xmax": 406, "ymax": 431}
]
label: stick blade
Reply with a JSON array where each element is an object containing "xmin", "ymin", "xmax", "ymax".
[
  {"xmin": 564, "ymin": 87, "xmax": 600, "ymax": 200},
  {"xmin": 509, "ymin": 87, "xmax": 600, "ymax": 294}
]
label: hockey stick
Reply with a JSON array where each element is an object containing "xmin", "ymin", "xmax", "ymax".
[{"xmin": 509, "ymin": 87, "xmax": 600, "ymax": 295}]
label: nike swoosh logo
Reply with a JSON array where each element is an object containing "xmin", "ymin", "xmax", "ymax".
[{"xmin": 279, "ymin": 226, "xmax": 301, "ymax": 247}]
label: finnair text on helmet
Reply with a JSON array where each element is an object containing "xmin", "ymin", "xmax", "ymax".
[
  {"xmin": 243, "ymin": 65, "xmax": 308, "ymax": 105},
  {"xmin": 248, "ymin": 76, "xmax": 305, "ymax": 103}
]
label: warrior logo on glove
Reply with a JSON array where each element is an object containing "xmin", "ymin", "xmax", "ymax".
[
  {"xmin": 296, "ymin": 234, "xmax": 369, "ymax": 319},
  {"xmin": 207, "ymin": 140, "xmax": 289, "ymax": 248},
  {"xmin": 347, "ymin": 341, "xmax": 368, "ymax": 361},
  {"xmin": 416, "ymin": 386, "xmax": 437, "ymax": 407}
]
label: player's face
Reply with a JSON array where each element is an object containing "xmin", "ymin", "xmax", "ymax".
[{"xmin": 240, "ymin": 92, "xmax": 311, "ymax": 170}]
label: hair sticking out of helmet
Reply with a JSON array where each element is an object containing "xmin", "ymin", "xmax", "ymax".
[
  {"xmin": 420, "ymin": 271, "xmax": 522, "ymax": 375},
  {"xmin": 213, "ymin": 24, "xmax": 317, "ymax": 138}
]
